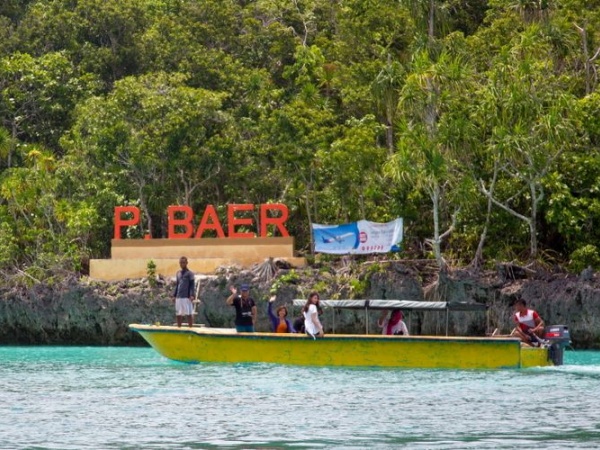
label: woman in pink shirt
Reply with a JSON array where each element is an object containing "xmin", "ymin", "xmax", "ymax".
[{"xmin": 378, "ymin": 309, "xmax": 409, "ymax": 336}]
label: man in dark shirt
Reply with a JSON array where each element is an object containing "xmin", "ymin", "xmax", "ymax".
[
  {"xmin": 172, "ymin": 256, "xmax": 195, "ymax": 327},
  {"xmin": 226, "ymin": 284, "xmax": 257, "ymax": 332}
]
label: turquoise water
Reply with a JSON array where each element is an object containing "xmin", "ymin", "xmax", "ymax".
[{"xmin": 1, "ymin": 347, "xmax": 599, "ymax": 449}]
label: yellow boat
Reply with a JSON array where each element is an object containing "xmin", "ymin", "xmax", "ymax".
[{"xmin": 130, "ymin": 299, "xmax": 570, "ymax": 369}]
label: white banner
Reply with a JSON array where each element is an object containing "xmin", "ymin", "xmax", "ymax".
[{"xmin": 312, "ymin": 218, "xmax": 403, "ymax": 254}]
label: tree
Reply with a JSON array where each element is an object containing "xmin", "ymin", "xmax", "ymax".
[
  {"xmin": 0, "ymin": 145, "xmax": 99, "ymax": 277},
  {"xmin": 319, "ymin": 115, "xmax": 388, "ymax": 221},
  {"xmin": 0, "ymin": 126, "xmax": 11, "ymax": 170},
  {"xmin": 541, "ymin": 92, "xmax": 600, "ymax": 259},
  {"xmin": 371, "ymin": 59, "xmax": 404, "ymax": 154},
  {"xmin": 385, "ymin": 46, "xmax": 475, "ymax": 267},
  {"xmin": 63, "ymin": 71, "xmax": 231, "ymax": 238},
  {"xmin": 262, "ymin": 95, "xmax": 338, "ymax": 251},
  {"xmin": 331, "ymin": 0, "xmax": 413, "ymax": 120},
  {"xmin": 474, "ymin": 26, "xmax": 580, "ymax": 258},
  {"xmin": 0, "ymin": 51, "xmax": 98, "ymax": 160}
]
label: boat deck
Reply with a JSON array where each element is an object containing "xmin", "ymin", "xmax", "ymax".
[{"xmin": 133, "ymin": 324, "xmax": 524, "ymax": 342}]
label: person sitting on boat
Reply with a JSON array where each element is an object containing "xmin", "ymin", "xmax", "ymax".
[
  {"xmin": 378, "ymin": 309, "xmax": 409, "ymax": 336},
  {"xmin": 226, "ymin": 284, "xmax": 257, "ymax": 332},
  {"xmin": 302, "ymin": 292, "xmax": 324, "ymax": 338},
  {"xmin": 293, "ymin": 315, "xmax": 305, "ymax": 334},
  {"xmin": 268, "ymin": 296, "xmax": 295, "ymax": 333},
  {"xmin": 512, "ymin": 299, "xmax": 545, "ymax": 346}
]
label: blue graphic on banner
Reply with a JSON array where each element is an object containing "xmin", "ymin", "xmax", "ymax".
[
  {"xmin": 313, "ymin": 222, "xmax": 360, "ymax": 254},
  {"xmin": 312, "ymin": 218, "xmax": 403, "ymax": 255}
]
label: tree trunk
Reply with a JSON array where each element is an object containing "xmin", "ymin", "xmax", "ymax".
[
  {"xmin": 529, "ymin": 181, "xmax": 538, "ymax": 258},
  {"xmin": 431, "ymin": 181, "xmax": 443, "ymax": 266}
]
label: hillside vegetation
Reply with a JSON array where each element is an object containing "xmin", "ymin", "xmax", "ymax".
[{"xmin": 1, "ymin": 0, "xmax": 600, "ymax": 284}]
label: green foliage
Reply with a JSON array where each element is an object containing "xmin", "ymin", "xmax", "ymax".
[
  {"xmin": 569, "ymin": 245, "xmax": 600, "ymax": 274},
  {"xmin": 365, "ymin": 262, "xmax": 386, "ymax": 277},
  {"xmin": 580, "ymin": 93, "xmax": 600, "ymax": 145},
  {"xmin": 0, "ymin": 0, "xmax": 35, "ymax": 23},
  {"xmin": 349, "ymin": 278, "xmax": 368, "ymax": 298},
  {"xmin": 0, "ymin": 215, "xmax": 18, "ymax": 269},
  {"xmin": 269, "ymin": 269, "xmax": 302, "ymax": 295},
  {"xmin": 269, "ymin": 280, "xmax": 280, "ymax": 295},
  {"xmin": 1, "ymin": 0, "xmax": 599, "ymax": 277},
  {"xmin": 311, "ymin": 280, "xmax": 329, "ymax": 294},
  {"xmin": 0, "ymin": 51, "xmax": 100, "ymax": 153},
  {"xmin": 279, "ymin": 269, "xmax": 301, "ymax": 284},
  {"xmin": 63, "ymin": 71, "xmax": 231, "ymax": 238},
  {"xmin": 146, "ymin": 259, "xmax": 157, "ymax": 287}
]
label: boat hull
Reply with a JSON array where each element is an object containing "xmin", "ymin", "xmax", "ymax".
[{"xmin": 130, "ymin": 325, "xmax": 552, "ymax": 369}]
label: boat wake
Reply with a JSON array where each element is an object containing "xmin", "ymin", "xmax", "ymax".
[{"xmin": 542, "ymin": 364, "xmax": 600, "ymax": 379}]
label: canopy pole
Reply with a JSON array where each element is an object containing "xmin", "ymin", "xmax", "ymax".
[
  {"xmin": 446, "ymin": 309, "xmax": 449, "ymax": 337},
  {"xmin": 333, "ymin": 307, "xmax": 336, "ymax": 334},
  {"xmin": 365, "ymin": 306, "xmax": 369, "ymax": 334}
]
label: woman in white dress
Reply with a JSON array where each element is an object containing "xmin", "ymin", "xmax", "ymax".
[{"xmin": 302, "ymin": 292, "xmax": 324, "ymax": 338}]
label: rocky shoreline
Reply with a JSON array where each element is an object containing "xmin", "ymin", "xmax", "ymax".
[{"xmin": 1, "ymin": 262, "xmax": 599, "ymax": 348}]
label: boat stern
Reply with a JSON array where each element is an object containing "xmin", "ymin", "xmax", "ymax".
[{"xmin": 520, "ymin": 345, "xmax": 553, "ymax": 368}]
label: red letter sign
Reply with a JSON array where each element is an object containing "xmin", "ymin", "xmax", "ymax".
[
  {"xmin": 195, "ymin": 204, "xmax": 226, "ymax": 238},
  {"xmin": 114, "ymin": 206, "xmax": 140, "ymax": 239},
  {"xmin": 260, "ymin": 203, "xmax": 289, "ymax": 237},
  {"xmin": 168, "ymin": 205, "xmax": 194, "ymax": 239},
  {"xmin": 227, "ymin": 204, "xmax": 255, "ymax": 238}
]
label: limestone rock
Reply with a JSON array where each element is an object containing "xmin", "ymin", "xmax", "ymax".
[{"xmin": 1, "ymin": 265, "xmax": 599, "ymax": 348}]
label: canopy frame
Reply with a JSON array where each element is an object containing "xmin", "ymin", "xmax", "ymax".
[{"xmin": 291, "ymin": 299, "xmax": 488, "ymax": 336}]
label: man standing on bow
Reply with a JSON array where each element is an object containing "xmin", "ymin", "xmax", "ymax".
[
  {"xmin": 172, "ymin": 256, "xmax": 195, "ymax": 328},
  {"xmin": 226, "ymin": 284, "xmax": 257, "ymax": 332}
]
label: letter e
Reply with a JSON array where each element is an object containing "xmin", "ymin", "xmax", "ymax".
[{"xmin": 228, "ymin": 204, "xmax": 255, "ymax": 238}]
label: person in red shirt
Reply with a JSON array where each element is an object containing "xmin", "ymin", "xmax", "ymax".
[{"xmin": 512, "ymin": 299, "xmax": 545, "ymax": 346}]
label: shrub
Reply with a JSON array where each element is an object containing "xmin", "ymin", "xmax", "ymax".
[{"xmin": 569, "ymin": 245, "xmax": 600, "ymax": 273}]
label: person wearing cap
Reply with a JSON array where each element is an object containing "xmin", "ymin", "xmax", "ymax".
[
  {"xmin": 378, "ymin": 309, "xmax": 409, "ymax": 336},
  {"xmin": 226, "ymin": 284, "xmax": 257, "ymax": 332},
  {"xmin": 172, "ymin": 256, "xmax": 195, "ymax": 328}
]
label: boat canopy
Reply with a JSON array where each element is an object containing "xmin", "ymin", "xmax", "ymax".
[
  {"xmin": 291, "ymin": 299, "xmax": 487, "ymax": 312},
  {"xmin": 291, "ymin": 299, "xmax": 487, "ymax": 335}
]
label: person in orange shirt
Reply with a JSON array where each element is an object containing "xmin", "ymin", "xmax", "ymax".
[{"xmin": 267, "ymin": 296, "xmax": 296, "ymax": 333}]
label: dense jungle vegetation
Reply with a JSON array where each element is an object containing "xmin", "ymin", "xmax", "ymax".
[{"xmin": 1, "ymin": 0, "xmax": 600, "ymax": 283}]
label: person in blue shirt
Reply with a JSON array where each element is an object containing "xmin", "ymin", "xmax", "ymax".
[{"xmin": 172, "ymin": 256, "xmax": 195, "ymax": 327}]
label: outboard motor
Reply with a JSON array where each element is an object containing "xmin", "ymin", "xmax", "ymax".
[{"xmin": 544, "ymin": 325, "xmax": 571, "ymax": 366}]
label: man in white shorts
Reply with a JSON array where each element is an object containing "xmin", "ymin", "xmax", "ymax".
[{"xmin": 172, "ymin": 256, "xmax": 195, "ymax": 327}]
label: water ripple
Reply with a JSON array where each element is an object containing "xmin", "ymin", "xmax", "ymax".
[{"xmin": 0, "ymin": 348, "xmax": 599, "ymax": 449}]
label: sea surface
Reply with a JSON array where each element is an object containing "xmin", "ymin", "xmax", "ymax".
[{"xmin": 1, "ymin": 346, "xmax": 599, "ymax": 449}]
